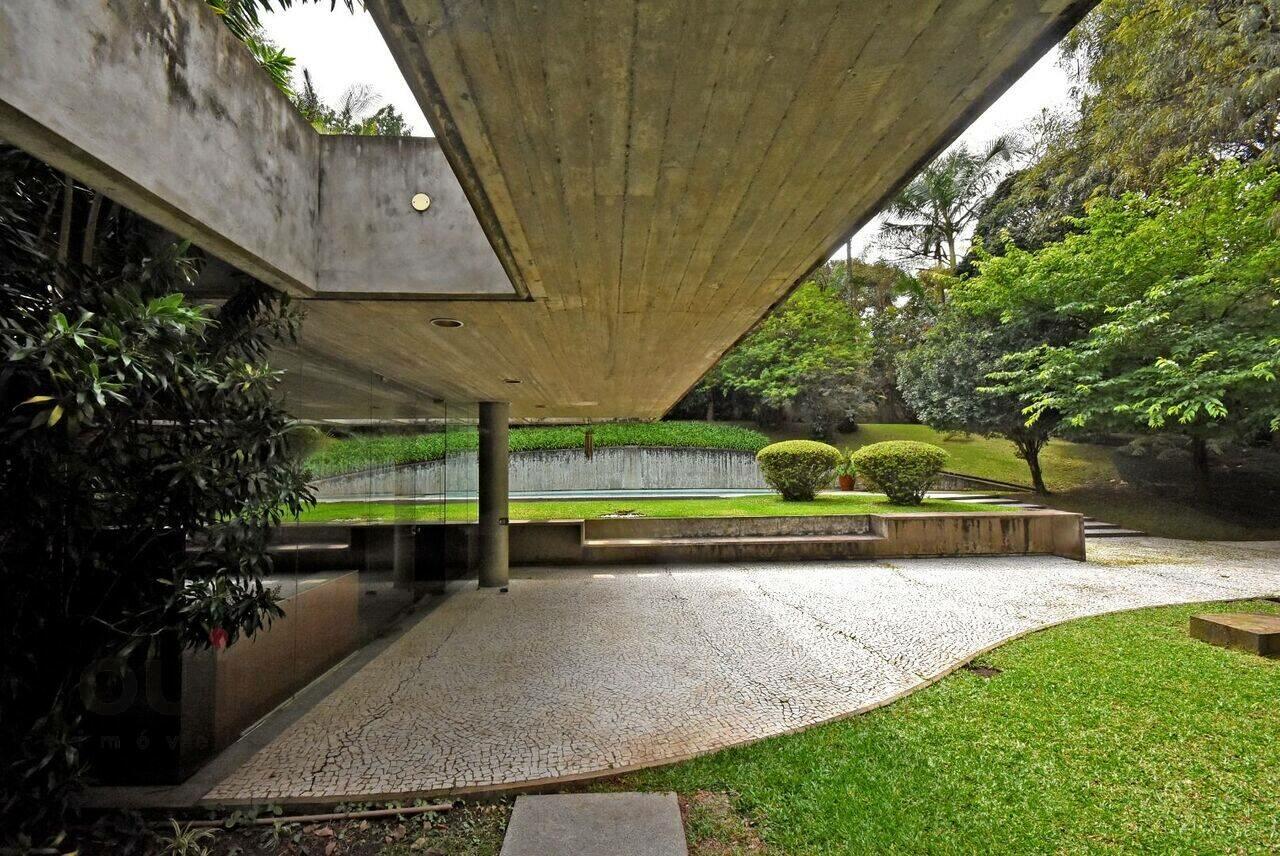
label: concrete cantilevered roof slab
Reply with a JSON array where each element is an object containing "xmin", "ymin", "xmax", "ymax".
[
  {"xmin": 2, "ymin": 0, "xmax": 1093, "ymax": 419},
  {"xmin": 303, "ymin": 0, "xmax": 1092, "ymax": 418}
]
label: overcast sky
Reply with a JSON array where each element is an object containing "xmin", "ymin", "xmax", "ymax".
[{"xmin": 263, "ymin": 5, "xmax": 1075, "ymax": 264}]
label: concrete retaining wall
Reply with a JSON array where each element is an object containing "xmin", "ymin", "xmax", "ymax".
[{"xmin": 312, "ymin": 447, "xmax": 769, "ymax": 498}]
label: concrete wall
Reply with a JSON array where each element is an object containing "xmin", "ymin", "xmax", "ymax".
[
  {"xmin": 0, "ymin": 0, "xmax": 320, "ymax": 295},
  {"xmin": 0, "ymin": 0, "xmax": 510, "ymax": 300},
  {"xmin": 317, "ymin": 136, "xmax": 514, "ymax": 296},
  {"xmin": 311, "ymin": 447, "xmax": 770, "ymax": 498}
]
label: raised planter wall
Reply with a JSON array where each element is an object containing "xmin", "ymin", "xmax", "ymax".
[{"xmin": 312, "ymin": 446, "xmax": 769, "ymax": 498}]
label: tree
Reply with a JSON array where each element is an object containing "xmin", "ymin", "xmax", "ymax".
[
  {"xmin": 0, "ymin": 146, "xmax": 312, "ymax": 846},
  {"xmin": 897, "ymin": 310, "xmax": 1059, "ymax": 492},
  {"xmin": 970, "ymin": 0, "xmax": 1280, "ymax": 259},
  {"xmin": 294, "ymin": 71, "xmax": 413, "ymax": 136},
  {"xmin": 877, "ymin": 136, "xmax": 1020, "ymax": 276},
  {"xmin": 967, "ymin": 160, "xmax": 1280, "ymax": 490},
  {"xmin": 703, "ymin": 281, "xmax": 870, "ymax": 437},
  {"xmin": 1063, "ymin": 0, "xmax": 1280, "ymax": 191}
]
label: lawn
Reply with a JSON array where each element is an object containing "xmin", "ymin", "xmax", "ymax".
[
  {"xmin": 834, "ymin": 423, "xmax": 1117, "ymax": 492},
  {"xmin": 607, "ymin": 598, "xmax": 1280, "ymax": 854},
  {"xmin": 176, "ymin": 599, "xmax": 1280, "ymax": 854},
  {"xmin": 297, "ymin": 493, "xmax": 1009, "ymax": 524}
]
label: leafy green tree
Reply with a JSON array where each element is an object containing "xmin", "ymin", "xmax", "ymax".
[
  {"xmin": 877, "ymin": 136, "xmax": 1019, "ymax": 277},
  {"xmin": 897, "ymin": 311, "xmax": 1060, "ymax": 492},
  {"xmin": 705, "ymin": 281, "xmax": 870, "ymax": 437},
  {"xmin": 0, "ymin": 146, "xmax": 311, "ymax": 847},
  {"xmin": 1064, "ymin": 0, "xmax": 1280, "ymax": 191},
  {"xmin": 971, "ymin": 0, "xmax": 1280, "ymax": 258},
  {"xmin": 293, "ymin": 71, "xmax": 413, "ymax": 136},
  {"xmin": 967, "ymin": 160, "xmax": 1280, "ymax": 487}
]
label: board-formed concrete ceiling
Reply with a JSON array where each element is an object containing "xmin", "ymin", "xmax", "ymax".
[{"xmin": 297, "ymin": 0, "xmax": 1093, "ymax": 419}]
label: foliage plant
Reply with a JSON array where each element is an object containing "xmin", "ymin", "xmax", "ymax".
[
  {"xmin": 700, "ymin": 281, "xmax": 870, "ymax": 436},
  {"xmin": 755, "ymin": 440, "xmax": 844, "ymax": 501},
  {"xmin": 306, "ymin": 421, "xmax": 771, "ymax": 477},
  {"xmin": 834, "ymin": 451, "xmax": 857, "ymax": 480},
  {"xmin": 0, "ymin": 147, "xmax": 311, "ymax": 846},
  {"xmin": 877, "ymin": 136, "xmax": 1019, "ymax": 274},
  {"xmin": 964, "ymin": 160, "xmax": 1280, "ymax": 484},
  {"xmin": 972, "ymin": 0, "xmax": 1280, "ymax": 257},
  {"xmin": 897, "ymin": 309, "xmax": 1063, "ymax": 493},
  {"xmin": 850, "ymin": 441, "xmax": 949, "ymax": 505}
]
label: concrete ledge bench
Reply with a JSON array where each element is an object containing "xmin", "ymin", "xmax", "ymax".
[{"xmin": 1190, "ymin": 612, "xmax": 1280, "ymax": 657}]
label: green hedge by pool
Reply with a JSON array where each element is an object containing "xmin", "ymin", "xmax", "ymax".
[{"xmin": 305, "ymin": 421, "xmax": 770, "ymax": 478}]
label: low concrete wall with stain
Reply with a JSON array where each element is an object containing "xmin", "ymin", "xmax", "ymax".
[{"xmin": 312, "ymin": 447, "xmax": 769, "ymax": 498}]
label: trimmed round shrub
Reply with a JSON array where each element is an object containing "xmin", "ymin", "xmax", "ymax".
[
  {"xmin": 851, "ymin": 441, "xmax": 948, "ymax": 505},
  {"xmin": 756, "ymin": 440, "xmax": 843, "ymax": 501}
]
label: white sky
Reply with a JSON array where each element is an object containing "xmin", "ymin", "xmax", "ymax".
[{"xmin": 263, "ymin": 5, "xmax": 1074, "ymax": 264}]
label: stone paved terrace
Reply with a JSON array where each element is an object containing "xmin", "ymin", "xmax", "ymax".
[{"xmin": 204, "ymin": 539, "xmax": 1280, "ymax": 804}]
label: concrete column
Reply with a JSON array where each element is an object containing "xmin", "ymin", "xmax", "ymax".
[{"xmin": 477, "ymin": 401, "xmax": 510, "ymax": 588}]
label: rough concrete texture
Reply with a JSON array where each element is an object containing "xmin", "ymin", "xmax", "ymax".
[
  {"xmin": 0, "ymin": 0, "xmax": 319, "ymax": 295},
  {"xmin": 316, "ymin": 136, "xmax": 513, "ymax": 297},
  {"xmin": 312, "ymin": 448, "xmax": 769, "ymax": 500},
  {"xmin": 1190, "ymin": 611, "xmax": 1280, "ymax": 657},
  {"xmin": 203, "ymin": 538, "xmax": 1280, "ymax": 804},
  {"xmin": 0, "ymin": 0, "xmax": 507, "ymax": 300},
  {"xmin": 500, "ymin": 793, "xmax": 687, "ymax": 856}
]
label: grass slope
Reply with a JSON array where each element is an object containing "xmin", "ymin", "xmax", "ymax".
[
  {"xmin": 306, "ymin": 422, "xmax": 770, "ymax": 478},
  {"xmin": 298, "ymin": 493, "xmax": 1008, "ymax": 524},
  {"xmin": 839, "ymin": 423, "xmax": 1117, "ymax": 492},
  {"xmin": 612, "ymin": 599, "xmax": 1280, "ymax": 854}
]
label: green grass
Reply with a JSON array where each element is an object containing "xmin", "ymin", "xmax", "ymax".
[
  {"xmin": 838, "ymin": 423, "xmax": 1117, "ymax": 492},
  {"xmin": 609, "ymin": 599, "xmax": 1280, "ymax": 854},
  {"xmin": 305, "ymin": 421, "xmax": 770, "ymax": 478},
  {"xmin": 297, "ymin": 493, "xmax": 1010, "ymax": 523}
]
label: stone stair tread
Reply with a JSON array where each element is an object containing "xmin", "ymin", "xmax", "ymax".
[
  {"xmin": 267, "ymin": 542, "xmax": 349, "ymax": 552},
  {"xmin": 584, "ymin": 533, "xmax": 884, "ymax": 548},
  {"xmin": 1086, "ymin": 528, "xmax": 1146, "ymax": 538}
]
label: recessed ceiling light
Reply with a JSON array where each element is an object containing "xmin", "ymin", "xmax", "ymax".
[
  {"xmin": 430, "ymin": 317, "xmax": 464, "ymax": 329},
  {"xmin": 411, "ymin": 192, "xmax": 431, "ymax": 212},
  {"xmin": 503, "ymin": 378, "xmax": 521, "ymax": 384}
]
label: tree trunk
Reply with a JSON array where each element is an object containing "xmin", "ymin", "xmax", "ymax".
[
  {"xmin": 1025, "ymin": 446, "xmax": 1048, "ymax": 494},
  {"xmin": 1190, "ymin": 437, "xmax": 1212, "ymax": 500},
  {"xmin": 1015, "ymin": 435, "xmax": 1049, "ymax": 494},
  {"xmin": 705, "ymin": 396, "xmax": 715, "ymax": 422}
]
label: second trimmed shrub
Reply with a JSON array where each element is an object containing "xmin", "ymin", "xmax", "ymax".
[
  {"xmin": 851, "ymin": 440, "xmax": 948, "ymax": 505},
  {"xmin": 756, "ymin": 440, "xmax": 843, "ymax": 501}
]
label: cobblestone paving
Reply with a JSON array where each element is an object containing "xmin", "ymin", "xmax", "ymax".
[{"xmin": 204, "ymin": 538, "xmax": 1280, "ymax": 802}]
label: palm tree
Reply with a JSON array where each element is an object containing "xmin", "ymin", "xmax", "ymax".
[{"xmin": 877, "ymin": 135, "xmax": 1020, "ymax": 278}]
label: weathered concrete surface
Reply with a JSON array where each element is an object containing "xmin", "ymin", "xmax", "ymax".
[
  {"xmin": 0, "ymin": 0, "xmax": 511, "ymax": 300},
  {"xmin": 500, "ymin": 793, "xmax": 687, "ymax": 856},
  {"xmin": 1190, "ymin": 612, "xmax": 1280, "ymax": 657},
  {"xmin": 201, "ymin": 538, "xmax": 1280, "ymax": 803},
  {"xmin": 311, "ymin": 447, "xmax": 769, "ymax": 499},
  {"xmin": 478, "ymin": 401, "xmax": 510, "ymax": 587},
  {"xmin": 0, "ymin": 0, "xmax": 320, "ymax": 295},
  {"xmin": 317, "ymin": 136, "xmax": 513, "ymax": 297},
  {"xmin": 331, "ymin": 0, "xmax": 1098, "ymax": 417}
]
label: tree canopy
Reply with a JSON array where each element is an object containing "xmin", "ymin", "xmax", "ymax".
[{"xmin": 962, "ymin": 160, "xmax": 1280, "ymax": 460}]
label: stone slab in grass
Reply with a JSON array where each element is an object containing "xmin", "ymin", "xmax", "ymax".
[
  {"xmin": 1190, "ymin": 612, "xmax": 1280, "ymax": 657},
  {"xmin": 500, "ymin": 793, "xmax": 687, "ymax": 856}
]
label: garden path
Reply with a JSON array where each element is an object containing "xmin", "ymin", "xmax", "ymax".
[{"xmin": 204, "ymin": 539, "xmax": 1280, "ymax": 803}]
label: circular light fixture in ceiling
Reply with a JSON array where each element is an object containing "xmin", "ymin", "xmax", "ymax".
[
  {"xmin": 429, "ymin": 317, "xmax": 464, "ymax": 329},
  {"xmin": 410, "ymin": 192, "xmax": 431, "ymax": 212}
]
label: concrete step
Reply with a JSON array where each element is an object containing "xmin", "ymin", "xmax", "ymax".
[
  {"xmin": 585, "ymin": 533, "xmax": 884, "ymax": 548},
  {"xmin": 267, "ymin": 542, "xmax": 349, "ymax": 553},
  {"xmin": 501, "ymin": 793, "xmax": 687, "ymax": 856}
]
